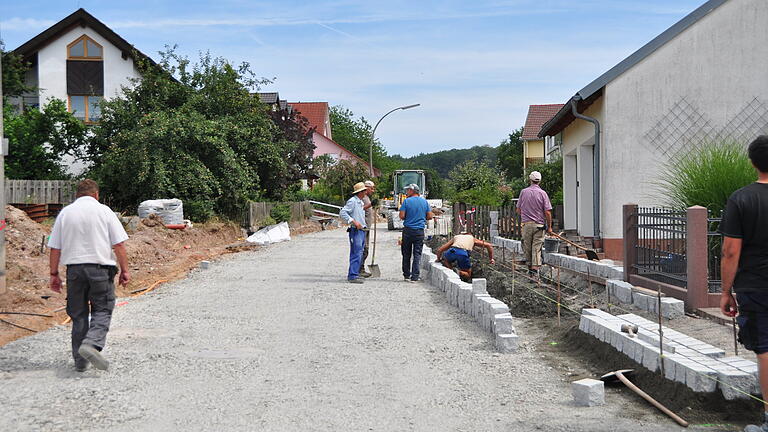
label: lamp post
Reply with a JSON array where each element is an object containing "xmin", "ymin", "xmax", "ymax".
[{"xmin": 369, "ymin": 103, "xmax": 420, "ymax": 177}]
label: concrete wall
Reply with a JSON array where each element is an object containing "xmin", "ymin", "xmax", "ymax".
[
  {"xmin": 598, "ymin": 0, "xmax": 768, "ymax": 242},
  {"xmin": 36, "ymin": 25, "xmax": 140, "ymax": 104}
]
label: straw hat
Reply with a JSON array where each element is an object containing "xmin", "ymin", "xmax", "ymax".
[{"xmin": 352, "ymin": 182, "xmax": 367, "ymax": 194}]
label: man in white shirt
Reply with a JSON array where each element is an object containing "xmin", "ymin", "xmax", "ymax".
[{"xmin": 48, "ymin": 179, "xmax": 131, "ymax": 372}]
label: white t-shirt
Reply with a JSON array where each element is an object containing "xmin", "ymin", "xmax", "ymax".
[{"xmin": 48, "ymin": 196, "xmax": 129, "ymax": 266}]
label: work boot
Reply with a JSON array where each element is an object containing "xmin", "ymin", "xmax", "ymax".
[
  {"xmin": 359, "ymin": 270, "xmax": 372, "ymax": 278},
  {"xmin": 348, "ymin": 278, "xmax": 364, "ymax": 284},
  {"xmin": 78, "ymin": 344, "xmax": 109, "ymax": 371}
]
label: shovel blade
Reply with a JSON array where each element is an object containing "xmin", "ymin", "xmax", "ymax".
[{"xmin": 368, "ymin": 264, "xmax": 381, "ymax": 278}]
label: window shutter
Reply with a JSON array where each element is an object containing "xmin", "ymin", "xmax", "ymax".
[{"xmin": 66, "ymin": 60, "xmax": 104, "ymax": 95}]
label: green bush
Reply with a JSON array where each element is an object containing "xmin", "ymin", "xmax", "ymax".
[
  {"xmin": 656, "ymin": 138, "xmax": 756, "ymax": 214},
  {"xmin": 270, "ymin": 203, "xmax": 291, "ymax": 223},
  {"xmin": 184, "ymin": 199, "xmax": 216, "ymax": 222}
]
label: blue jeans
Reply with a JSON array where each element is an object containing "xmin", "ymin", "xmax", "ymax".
[
  {"xmin": 348, "ymin": 228, "xmax": 366, "ymax": 280},
  {"xmin": 401, "ymin": 227, "xmax": 425, "ymax": 280}
]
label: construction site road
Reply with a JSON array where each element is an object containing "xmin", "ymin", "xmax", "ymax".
[{"xmin": 0, "ymin": 225, "xmax": 696, "ymax": 431}]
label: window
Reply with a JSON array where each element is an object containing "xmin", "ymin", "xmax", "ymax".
[
  {"xmin": 67, "ymin": 35, "xmax": 103, "ymax": 60},
  {"xmin": 69, "ymin": 95, "xmax": 102, "ymax": 123}
]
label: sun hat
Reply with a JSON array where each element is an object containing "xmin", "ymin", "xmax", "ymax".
[
  {"xmin": 529, "ymin": 171, "xmax": 542, "ymax": 182},
  {"xmin": 352, "ymin": 182, "xmax": 367, "ymax": 194},
  {"xmin": 364, "ymin": 180, "xmax": 375, "ymax": 187}
]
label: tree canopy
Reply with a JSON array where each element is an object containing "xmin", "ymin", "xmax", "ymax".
[
  {"xmin": 497, "ymin": 127, "xmax": 524, "ymax": 181},
  {"xmin": 87, "ymin": 49, "xmax": 315, "ymax": 221}
]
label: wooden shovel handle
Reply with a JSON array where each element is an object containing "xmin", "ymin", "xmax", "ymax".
[
  {"xmin": 615, "ymin": 371, "xmax": 688, "ymax": 427},
  {"xmin": 551, "ymin": 232, "xmax": 587, "ymax": 252}
]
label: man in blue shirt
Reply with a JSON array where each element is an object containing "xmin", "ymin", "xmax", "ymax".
[
  {"xmin": 399, "ymin": 184, "xmax": 433, "ymax": 282},
  {"xmin": 339, "ymin": 182, "xmax": 368, "ymax": 284}
]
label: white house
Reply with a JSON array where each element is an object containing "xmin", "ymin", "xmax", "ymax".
[
  {"xmin": 12, "ymin": 8, "xmax": 150, "ymax": 120},
  {"xmin": 538, "ymin": 0, "xmax": 768, "ymax": 259}
]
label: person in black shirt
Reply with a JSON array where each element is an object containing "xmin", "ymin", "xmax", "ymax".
[{"xmin": 720, "ymin": 135, "xmax": 768, "ymax": 432}]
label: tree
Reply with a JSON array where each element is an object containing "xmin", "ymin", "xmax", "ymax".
[
  {"xmin": 4, "ymin": 99, "xmax": 87, "ymax": 179},
  {"xmin": 521, "ymin": 156, "xmax": 563, "ymax": 205},
  {"xmin": 447, "ymin": 160, "xmax": 512, "ymax": 206},
  {"xmin": 314, "ymin": 159, "xmax": 370, "ymax": 204},
  {"xmin": 267, "ymin": 107, "xmax": 317, "ymax": 188},
  {"xmin": 391, "ymin": 145, "xmax": 497, "ymax": 178},
  {"xmin": 329, "ymin": 105, "xmax": 398, "ymax": 175},
  {"xmin": 497, "ymin": 128, "xmax": 524, "ymax": 181},
  {"xmin": 87, "ymin": 48, "xmax": 314, "ymax": 221},
  {"xmin": 1, "ymin": 44, "xmax": 33, "ymax": 98}
]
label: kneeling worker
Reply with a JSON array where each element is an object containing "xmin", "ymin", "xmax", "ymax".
[{"xmin": 435, "ymin": 233, "xmax": 495, "ymax": 282}]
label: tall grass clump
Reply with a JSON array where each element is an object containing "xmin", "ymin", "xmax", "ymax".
[{"xmin": 656, "ymin": 138, "xmax": 756, "ymax": 214}]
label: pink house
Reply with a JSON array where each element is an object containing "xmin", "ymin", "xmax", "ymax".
[{"xmin": 289, "ymin": 102, "xmax": 380, "ymax": 176}]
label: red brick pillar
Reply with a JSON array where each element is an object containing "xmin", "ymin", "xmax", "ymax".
[
  {"xmin": 623, "ymin": 204, "xmax": 638, "ymax": 282},
  {"xmin": 686, "ymin": 206, "xmax": 709, "ymax": 312}
]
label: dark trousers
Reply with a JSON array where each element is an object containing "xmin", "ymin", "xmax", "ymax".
[
  {"xmin": 401, "ymin": 227, "xmax": 425, "ymax": 280},
  {"xmin": 348, "ymin": 228, "xmax": 366, "ymax": 280},
  {"xmin": 360, "ymin": 230, "xmax": 370, "ymax": 271},
  {"xmin": 66, "ymin": 264, "xmax": 116, "ymax": 365}
]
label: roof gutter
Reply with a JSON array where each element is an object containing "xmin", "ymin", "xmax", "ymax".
[{"xmin": 570, "ymin": 95, "xmax": 601, "ymax": 239}]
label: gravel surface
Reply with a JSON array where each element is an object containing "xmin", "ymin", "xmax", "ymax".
[{"xmin": 0, "ymin": 226, "xmax": 702, "ymax": 431}]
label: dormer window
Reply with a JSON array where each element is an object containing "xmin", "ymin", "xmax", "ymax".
[
  {"xmin": 67, "ymin": 35, "xmax": 102, "ymax": 60},
  {"xmin": 67, "ymin": 35, "xmax": 104, "ymax": 123}
]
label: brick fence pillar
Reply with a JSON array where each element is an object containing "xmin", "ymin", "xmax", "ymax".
[
  {"xmin": 623, "ymin": 204, "xmax": 639, "ymax": 282},
  {"xmin": 686, "ymin": 206, "xmax": 709, "ymax": 312}
]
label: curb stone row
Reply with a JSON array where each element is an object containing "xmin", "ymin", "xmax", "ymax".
[{"xmin": 418, "ymin": 246, "xmax": 519, "ymax": 353}]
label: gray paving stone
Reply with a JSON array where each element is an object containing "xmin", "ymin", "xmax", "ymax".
[
  {"xmin": 572, "ymin": 378, "xmax": 605, "ymax": 407},
  {"xmin": 632, "ymin": 293, "xmax": 652, "ymax": 311},
  {"xmin": 472, "ymin": 278, "xmax": 488, "ymax": 294},
  {"xmin": 607, "ymin": 280, "xmax": 633, "ymax": 304},
  {"xmin": 494, "ymin": 313, "xmax": 514, "ymax": 335},
  {"xmin": 718, "ymin": 369, "xmax": 756, "ymax": 400},
  {"xmin": 685, "ymin": 363, "xmax": 718, "ymax": 393},
  {"xmin": 495, "ymin": 333, "xmax": 519, "ymax": 353},
  {"xmin": 642, "ymin": 344, "xmax": 661, "ymax": 372}
]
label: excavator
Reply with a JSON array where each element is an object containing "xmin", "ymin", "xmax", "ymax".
[{"xmin": 382, "ymin": 170, "xmax": 427, "ymax": 230}]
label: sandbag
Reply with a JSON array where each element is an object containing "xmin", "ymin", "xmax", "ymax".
[
  {"xmin": 246, "ymin": 222, "xmax": 291, "ymax": 245},
  {"xmin": 138, "ymin": 199, "xmax": 184, "ymax": 225}
]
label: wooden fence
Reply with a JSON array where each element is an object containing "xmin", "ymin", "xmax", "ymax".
[
  {"xmin": 6, "ymin": 180, "xmax": 76, "ymax": 205},
  {"xmin": 452, "ymin": 202, "xmax": 522, "ymax": 241},
  {"xmin": 246, "ymin": 201, "xmax": 315, "ymax": 229}
]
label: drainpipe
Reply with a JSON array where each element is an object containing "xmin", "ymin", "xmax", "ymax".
[{"xmin": 570, "ymin": 95, "xmax": 601, "ymax": 239}]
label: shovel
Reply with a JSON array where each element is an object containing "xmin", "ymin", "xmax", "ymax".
[
  {"xmin": 550, "ymin": 232, "xmax": 600, "ymax": 261},
  {"xmin": 600, "ymin": 369, "xmax": 688, "ymax": 427},
  {"xmin": 368, "ymin": 218, "xmax": 381, "ymax": 278}
]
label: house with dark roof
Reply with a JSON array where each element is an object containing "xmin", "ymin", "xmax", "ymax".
[
  {"xmin": 11, "ymin": 8, "xmax": 151, "ymax": 123},
  {"xmin": 521, "ymin": 104, "xmax": 564, "ymax": 170},
  {"xmin": 538, "ymin": 0, "xmax": 768, "ymax": 259},
  {"xmin": 288, "ymin": 102, "xmax": 379, "ymax": 176}
]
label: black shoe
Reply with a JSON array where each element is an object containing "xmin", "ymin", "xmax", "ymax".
[
  {"xmin": 75, "ymin": 361, "xmax": 88, "ymax": 372},
  {"xmin": 78, "ymin": 344, "xmax": 109, "ymax": 371},
  {"xmin": 348, "ymin": 278, "xmax": 364, "ymax": 284},
  {"xmin": 359, "ymin": 271, "xmax": 372, "ymax": 278}
]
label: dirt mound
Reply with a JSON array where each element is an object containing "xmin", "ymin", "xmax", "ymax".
[{"xmin": 0, "ymin": 209, "xmax": 330, "ymax": 347}]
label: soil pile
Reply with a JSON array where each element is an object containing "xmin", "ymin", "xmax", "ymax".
[{"xmin": 0, "ymin": 206, "xmax": 330, "ymax": 346}]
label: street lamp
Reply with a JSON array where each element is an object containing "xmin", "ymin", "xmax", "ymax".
[{"xmin": 369, "ymin": 103, "xmax": 420, "ymax": 177}]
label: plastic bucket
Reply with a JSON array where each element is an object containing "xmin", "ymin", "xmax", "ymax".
[{"xmin": 543, "ymin": 238, "xmax": 560, "ymax": 253}]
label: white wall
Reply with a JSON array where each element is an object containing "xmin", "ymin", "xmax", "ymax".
[
  {"xmin": 36, "ymin": 25, "xmax": 141, "ymax": 105},
  {"xmin": 560, "ymin": 98, "xmax": 605, "ymax": 238},
  {"xmin": 561, "ymin": 0, "xmax": 768, "ymax": 241}
]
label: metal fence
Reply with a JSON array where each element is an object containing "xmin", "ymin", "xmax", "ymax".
[
  {"xmin": 634, "ymin": 207, "xmax": 688, "ymax": 288},
  {"xmin": 707, "ymin": 211, "xmax": 723, "ymax": 293}
]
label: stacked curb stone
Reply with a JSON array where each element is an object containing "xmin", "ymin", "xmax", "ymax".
[
  {"xmin": 419, "ymin": 246, "xmax": 519, "ymax": 353},
  {"xmin": 579, "ymin": 308, "xmax": 758, "ymax": 399}
]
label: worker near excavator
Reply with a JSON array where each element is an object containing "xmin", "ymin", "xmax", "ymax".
[
  {"xmin": 719, "ymin": 135, "xmax": 768, "ymax": 432},
  {"xmin": 516, "ymin": 170, "xmax": 553, "ymax": 276},
  {"xmin": 359, "ymin": 180, "xmax": 376, "ymax": 278},
  {"xmin": 435, "ymin": 232, "xmax": 495, "ymax": 282},
  {"xmin": 399, "ymin": 184, "xmax": 433, "ymax": 282},
  {"xmin": 48, "ymin": 179, "xmax": 130, "ymax": 372},
  {"xmin": 340, "ymin": 182, "xmax": 369, "ymax": 284}
]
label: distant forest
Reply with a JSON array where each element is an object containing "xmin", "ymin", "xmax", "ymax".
[{"xmin": 390, "ymin": 145, "xmax": 498, "ymax": 178}]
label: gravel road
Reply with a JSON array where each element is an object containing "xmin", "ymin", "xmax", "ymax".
[{"xmin": 0, "ymin": 226, "xmax": 703, "ymax": 431}]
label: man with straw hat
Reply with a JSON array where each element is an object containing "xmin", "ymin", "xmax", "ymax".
[
  {"xmin": 339, "ymin": 182, "xmax": 369, "ymax": 284},
  {"xmin": 359, "ymin": 180, "xmax": 376, "ymax": 278}
]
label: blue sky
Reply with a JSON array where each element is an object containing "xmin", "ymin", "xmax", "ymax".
[{"xmin": 2, "ymin": 0, "xmax": 706, "ymax": 157}]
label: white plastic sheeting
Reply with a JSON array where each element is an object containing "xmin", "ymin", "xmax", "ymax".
[
  {"xmin": 246, "ymin": 222, "xmax": 291, "ymax": 245},
  {"xmin": 138, "ymin": 199, "xmax": 184, "ymax": 225}
]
